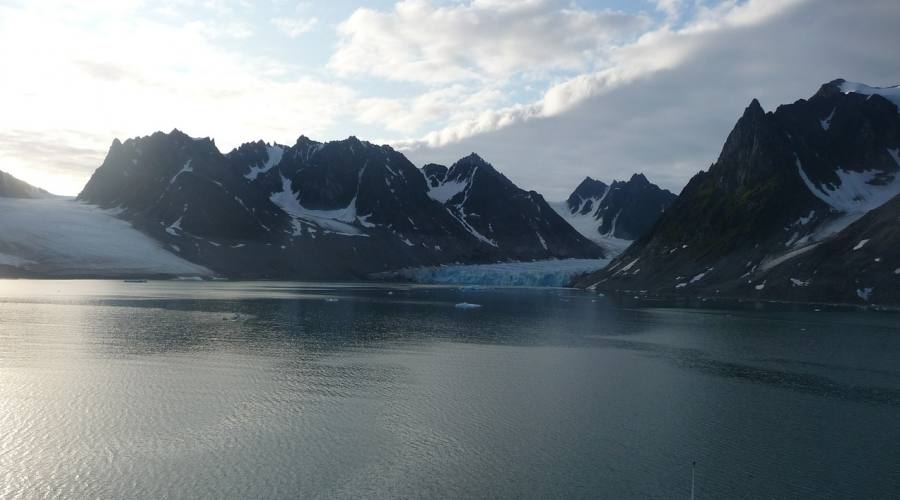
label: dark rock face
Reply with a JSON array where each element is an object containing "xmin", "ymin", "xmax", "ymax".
[
  {"xmin": 426, "ymin": 154, "xmax": 603, "ymax": 259},
  {"xmin": 559, "ymin": 174, "xmax": 676, "ymax": 241},
  {"xmin": 566, "ymin": 177, "xmax": 609, "ymax": 214},
  {"xmin": 78, "ymin": 133, "xmax": 601, "ymax": 279},
  {"xmin": 0, "ymin": 170, "xmax": 52, "ymax": 198},
  {"xmin": 758, "ymin": 194, "xmax": 900, "ymax": 306},
  {"xmin": 574, "ymin": 79, "xmax": 900, "ymax": 306}
]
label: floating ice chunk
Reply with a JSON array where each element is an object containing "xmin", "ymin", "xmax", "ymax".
[{"xmin": 454, "ymin": 302, "xmax": 482, "ymax": 309}]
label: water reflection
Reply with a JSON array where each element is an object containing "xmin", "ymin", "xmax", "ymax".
[{"xmin": 0, "ymin": 280, "xmax": 898, "ymax": 499}]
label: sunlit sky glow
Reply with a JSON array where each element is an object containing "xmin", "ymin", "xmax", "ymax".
[{"xmin": 0, "ymin": 0, "xmax": 898, "ymax": 198}]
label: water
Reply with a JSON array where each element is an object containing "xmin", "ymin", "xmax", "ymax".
[{"xmin": 0, "ymin": 280, "xmax": 898, "ymax": 499}]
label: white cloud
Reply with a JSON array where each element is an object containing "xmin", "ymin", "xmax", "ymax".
[
  {"xmin": 328, "ymin": 0, "xmax": 652, "ymax": 84},
  {"xmin": 655, "ymin": 0, "xmax": 683, "ymax": 22},
  {"xmin": 402, "ymin": 0, "xmax": 900, "ymax": 200},
  {"xmin": 270, "ymin": 16, "xmax": 318, "ymax": 37},
  {"xmin": 0, "ymin": 1, "xmax": 354, "ymax": 195},
  {"xmin": 185, "ymin": 19, "xmax": 255, "ymax": 39},
  {"xmin": 356, "ymin": 85, "xmax": 506, "ymax": 134},
  {"xmin": 395, "ymin": 0, "xmax": 805, "ymax": 150}
]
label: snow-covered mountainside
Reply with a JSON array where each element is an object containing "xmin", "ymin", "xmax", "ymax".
[
  {"xmin": 551, "ymin": 174, "xmax": 675, "ymax": 256},
  {"xmin": 374, "ymin": 258, "xmax": 612, "ymax": 287},
  {"xmin": 575, "ymin": 79, "xmax": 900, "ymax": 307},
  {"xmin": 77, "ymin": 131, "xmax": 601, "ymax": 279},
  {"xmin": 0, "ymin": 169, "xmax": 53, "ymax": 199},
  {"xmin": 0, "ymin": 198, "xmax": 210, "ymax": 278}
]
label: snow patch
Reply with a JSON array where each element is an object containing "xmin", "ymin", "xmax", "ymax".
[
  {"xmin": 165, "ymin": 216, "xmax": 183, "ymax": 236},
  {"xmin": 244, "ymin": 145, "xmax": 285, "ymax": 181},
  {"xmin": 856, "ymin": 287, "xmax": 873, "ymax": 302},
  {"xmin": 820, "ymin": 108, "xmax": 836, "ymax": 130},
  {"xmin": 853, "ymin": 239, "xmax": 869, "ymax": 251},
  {"xmin": 690, "ymin": 268, "xmax": 712, "ymax": 283},
  {"xmin": 839, "ymin": 81, "xmax": 900, "ymax": 110},
  {"xmin": 798, "ymin": 161, "xmax": 900, "ymax": 215},
  {"xmin": 888, "ymin": 148, "xmax": 900, "ymax": 167},
  {"xmin": 427, "ymin": 179, "xmax": 468, "ymax": 203},
  {"xmin": 170, "ymin": 160, "xmax": 193, "ymax": 185},
  {"xmin": 270, "ymin": 174, "xmax": 363, "ymax": 236},
  {"xmin": 617, "ymin": 257, "xmax": 640, "ymax": 274},
  {"xmin": 536, "ymin": 232, "xmax": 548, "ymax": 250}
]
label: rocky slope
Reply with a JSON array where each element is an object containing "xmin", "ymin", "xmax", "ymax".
[
  {"xmin": 574, "ymin": 79, "xmax": 900, "ymax": 307},
  {"xmin": 77, "ymin": 131, "xmax": 602, "ymax": 279},
  {"xmin": 0, "ymin": 170, "xmax": 53, "ymax": 198}
]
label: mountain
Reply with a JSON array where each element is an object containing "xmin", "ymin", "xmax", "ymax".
[
  {"xmin": 552, "ymin": 173, "xmax": 676, "ymax": 254},
  {"xmin": 424, "ymin": 153, "xmax": 602, "ymax": 258},
  {"xmin": 77, "ymin": 131, "xmax": 602, "ymax": 279},
  {"xmin": 574, "ymin": 79, "xmax": 900, "ymax": 307},
  {"xmin": 0, "ymin": 170, "xmax": 52, "ymax": 198},
  {"xmin": 755, "ymin": 193, "xmax": 900, "ymax": 305}
]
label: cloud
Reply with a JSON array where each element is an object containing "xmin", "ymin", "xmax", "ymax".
[
  {"xmin": 328, "ymin": 0, "xmax": 652, "ymax": 84},
  {"xmin": 356, "ymin": 85, "xmax": 506, "ymax": 134},
  {"xmin": 0, "ymin": 1, "xmax": 356, "ymax": 195},
  {"xmin": 401, "ymin": 0, "xmax": 900, "ymax": 200},
  {"xmin": 270, "ymin": 16, "xmax": 318, "ymax": 37},
  {"xmin": 0, "ymin": 130, "xmax": 108, "ymax": 196},
  {"xmin": 185, "ymin": 19, "xmax": 255, "ymax": 39}
]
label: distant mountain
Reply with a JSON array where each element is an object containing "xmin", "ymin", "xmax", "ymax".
[
  {"xmin": 574, "ymin": 79, "xmax": 900, "ymax": 307},
  {"xmin": 77, "ymin": 131, "xmax": 602, "ymax": 279},
  {"xmin": 552, "ymin": 173, "xmax": 676, "ymax": 254},
  {"xmin": 0, "ymin": 170, "xmax": 52, "ymax": 199},
  {"xmin": 424, "ymin": 153, "xmax": 600, "ymax": 257}
]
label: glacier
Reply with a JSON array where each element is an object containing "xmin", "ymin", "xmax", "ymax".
[
  {"xmin": 375, "ymin": 258, "xmax": 612, "ymax": 287},
  {"xmin": 0, "ymin": 197, "xmax": 211, "ymax": 277}
]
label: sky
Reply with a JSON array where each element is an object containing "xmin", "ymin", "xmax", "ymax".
[{"xmin": 0, "ymin": 0, "xmax": 898, "ymax": 199}]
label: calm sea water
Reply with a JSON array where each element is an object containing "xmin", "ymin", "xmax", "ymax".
[{"xmin": 0, "ymin": 280, "xmax": 898, "ymax": 499}]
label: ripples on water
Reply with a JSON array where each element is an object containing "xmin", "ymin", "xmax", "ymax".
[{"xmin": 0, "ymin": 280, "xmax": 898, "ymax": 499}]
